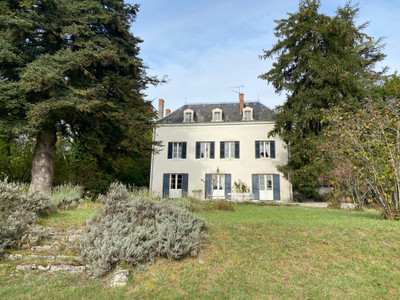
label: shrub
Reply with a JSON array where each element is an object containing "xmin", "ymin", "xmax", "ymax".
[
  {"xmin": 51, "ymin": 184, "xmax": 84, "ymax": 210},
  {"xmin": 0, "ymin": 179, "xmax": 53, "ymax": 255},
  {"xmin": 80, "ymin": 183, "xmax": 205, "ymax": 277}
]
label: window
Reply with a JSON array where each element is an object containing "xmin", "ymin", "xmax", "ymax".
[
  {"xmin": 183, "ymin": 109, "xmax": 194, "ymax": 122},
  {"xmin": 260, "ymin": 141, "xmax": 269, "ymax": 158},
  {"xmin": 172, "ymin": 142, "xmax": 182, "ymax": 158},
  {"xmin": 168, "ymin": 142, "xmax": 187, "ymax": 159},
  {"xmin": 255, "ymin": 140, "xmax": 275, "ymax": 159},
  {"xmin": 259, "ymin": 175, "xmax": 272, "ymax": 191},
  {"xmin": 196, "ymin": 141, "xmax": 215, "ymax": 159},
  {"xmin": 242, "ymin": 107, "xmax": 253, "ymax": 121},
  {"xmin": 212, "ymin": 174, "xmax": 224, "ymax": 191},
  {"xmin": 220, "ymin": 141, "xmax": 239, "ymax": 159},
  {"xmin": 201, "ymin": 142, "xmax": 210, "ymax": 158},
  {"xmin": 185, "ymin": 112, "xmax": 192, "ymax": 122},
  {"xmin": 170, "ymin": 174, "xmax": 183, "ymax": 190},
  {"xmin": 212, "ymin": 108, "xmax": 223, "ymax": 122},
  {"xmin": 225, "ymin": 142, "xmax": 235, "ymax": 158}
]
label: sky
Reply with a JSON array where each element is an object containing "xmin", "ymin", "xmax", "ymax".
[{"xmin": 130, "ymin": 0, "xmax": 400, "ymax": 113}]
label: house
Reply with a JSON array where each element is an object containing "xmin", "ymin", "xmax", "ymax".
[{"xmin": 149, "ymin": 94, "xmax": 292, "ymax": 202}]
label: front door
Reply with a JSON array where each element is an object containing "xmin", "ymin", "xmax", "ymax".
[
  {"xmin": 169, "ymin": 174, "xmax": 182, "ymax": 198},
  {"xmin": 259, "ymin": 174, "xmax": 273, "ymax": 200},
  {"xmin": 212, "ymin": 174, "xmax": 225, "ymax": 199}
]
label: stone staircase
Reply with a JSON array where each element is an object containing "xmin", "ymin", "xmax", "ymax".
[{"xmin": 2, "ymin": 225, "xmax": 92, "ymax": 275}]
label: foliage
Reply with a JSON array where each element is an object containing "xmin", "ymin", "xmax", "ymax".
[
  {"xmin": 51, "ymin": 184, "xmax": 84, "ymax": 210},
  {"xmin": 233, "ymin": 179, "xmax": 250, "ymax": 194},
  {"xmin": 0, "ymin": 179, "xmax": 53, "ymax": 255},
  {"xmin": 259, "ymin": 0, "xmax": 385, "ymax": 193},
  {"xmin": 0, "ymin": 136, "xmax": 34, "ymax": 183},
  {"xmin": 0, "ymin": 0, "xmax": 159, "ymax": 192},
  {"xmin": 321, "ymin": 100, "xmax": 400, "ymax": 219},
  {"xmin": 373, "ymin": 72, "xmax": 400, "ymax": 100},
  {"xmin": 80, "ymin": 183, "xmax": 205, "ymax": 277}
]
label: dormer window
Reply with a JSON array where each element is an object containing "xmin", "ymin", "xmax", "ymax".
[
  {"xmin": 243, "ymin": 107, "xmax": 253, "ymax": 121},
  {"xmin": 212, "ymin": 108, "xmax": 223, "ymax": 122},
  {"xmin": 183, "ymin": 109, "xmax": 194, "ymax": 122}
]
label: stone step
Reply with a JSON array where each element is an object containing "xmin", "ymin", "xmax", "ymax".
[{"xmin": 15, "ymin": 263, "xmax": 92, "ymax": 274}]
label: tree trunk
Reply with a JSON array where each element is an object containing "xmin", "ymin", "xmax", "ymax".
[{"xmin": 29, "ymin": 128, "xmax": 57, "ymax": 193}]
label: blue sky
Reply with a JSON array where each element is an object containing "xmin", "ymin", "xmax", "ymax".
[{"xmin": 130, "ymin": 0, "xmax": 400, "ymax": 112}]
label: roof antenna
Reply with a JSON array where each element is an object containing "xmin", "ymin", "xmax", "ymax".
[{"xmin": 230, "ymin": 85, "xmax": 244, "ymax": 94}]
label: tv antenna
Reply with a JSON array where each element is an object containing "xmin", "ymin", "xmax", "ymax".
[{"xmin": 230, "ymin": 85, "xmax": 244, "ymax": 94}]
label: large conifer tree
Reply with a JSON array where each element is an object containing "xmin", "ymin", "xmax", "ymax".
[
  {"xmin": 260, "ymin": 0, "xmax": 385, "ymax": 193},
  {"xmin": 0, "ymin": 0, "xmax": 157, "ymax": 192}
]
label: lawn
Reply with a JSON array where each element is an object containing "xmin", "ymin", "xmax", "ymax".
[{"xmin": 1, "ymin": 204, "xmax": 400, "ymax": 299}]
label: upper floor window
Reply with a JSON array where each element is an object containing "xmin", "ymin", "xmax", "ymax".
[
  {"xmin": 168, "ymin": 142, "xmax": 187, "ymax": 159},
  {"xmin": 183, "ymin": 109, "xmax": 194, "ymax": 122},
  {"xmin": 196, "ymin": 141, "xmax": 215, "ymax": 159},
  {"xmin": 260, "ymin": 141, "xmax": 270, "ymax": 158},
  {"xmin": 220, "ymin": 141, "xmax": 240, "ymax": 159},
  {"xmin": 243, "ymin": 107, "xmax": 253, "ymax": 121},
  {"xmin": 255, "ymin": 140, "xmax": 275, "ymax": 159},
  {"xmin": 212, "ymin": 108, "xmax": 223, "ymax": 122}
]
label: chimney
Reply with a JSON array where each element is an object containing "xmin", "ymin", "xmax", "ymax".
[
  {"xmin": 158, "ymin": 99, "xmax": 164, "ymax": 119},
  {"xmin": 165, "ymin": 109, "xmax": 171, "ymax": 116},
  {"xmin": 239, "ymin": 93, "xmax": 244, "ymax": 113}
]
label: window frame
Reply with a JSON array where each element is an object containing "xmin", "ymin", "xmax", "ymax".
[
  {"xmin": 242, "ymin": 107, "xmax": 253, "ymax": 121},
  {"xmin": 212, "ymin": 108, "xmax": 223, "ymax": 122},
  {"xmin": 183, "ymin": 109, "xmax": 194, "ymax": 123},
  {"xmin": 172, "ymin": 142, "xmax": 182, "ymax": 159},
  {"xmin": 224, "ymin": 141, "xmax": 235, "ymax": 158}
]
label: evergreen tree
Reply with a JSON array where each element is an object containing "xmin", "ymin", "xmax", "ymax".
[
  {"xmin": 259, "ymin": 0, "xmax": 385, "ymax": 194},
  {"xmin": 0, "ymin": 0, "xmax": 157, "ymax": 192}
]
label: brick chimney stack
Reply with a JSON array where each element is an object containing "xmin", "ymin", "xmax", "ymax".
[
  {"xmin": 158, "ymin": 99, "xmax": 164, "ymax": 119},
  {"xmin": 239, "ymin": 93, "xmax": 244, "ymax": 113},
  {"xmin": 165, "ymin": 109, "xmax": 171, "ymax": 116}
]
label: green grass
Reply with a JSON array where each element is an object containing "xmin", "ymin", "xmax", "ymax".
[
  {"xmin": 2, "ymin": 204, "xmax": 400, "ymax": 299},
  {"xmin": 38, "ymin": 201, "xmax": 101, "ymax": 227}
]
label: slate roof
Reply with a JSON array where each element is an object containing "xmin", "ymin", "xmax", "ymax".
[{"xmin": 157, "ymin": 102, "xmax": 276, "ymax": 124}]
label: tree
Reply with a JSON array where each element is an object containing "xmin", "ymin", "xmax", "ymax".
[
  {"xmin": 259, "ymin": 0, "xmax": 385, "ymax": 194},
  {"xmin": 322, "ymin": 100, "xmax": 400, "ymax": 220},
  {"xmin": 0, "ymin": 0, "xmax": 157, "ymax": 193}
]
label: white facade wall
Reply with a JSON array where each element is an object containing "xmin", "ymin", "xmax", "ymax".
[{"xmin": 150, "ymin": 121, "xmax": 292, "ymax": 202}]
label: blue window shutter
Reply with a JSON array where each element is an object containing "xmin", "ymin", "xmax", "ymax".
[
  {"xmin": 235, "ymin": 141, "xmax": 240, "ymax": 158},
  {"xmin": 252, "ymin": 174, "xmax": 259, "ymax": 200},
  {"xmin": 205, "ymin": 174, "xmax": 212, "ymax": 199},
  {"xmin": 210, "ymin": 142, "xmax": 215, "ymax": 159},
  {"xmin": 163, "ymin": 173, "xmax": 170, "ymax": 198},
  {"xmin": 195, "ymin": 142, "xmax": 200, "ymax": 159},
  {"xmin": 273, "ymin": 174, "xmax": 280, "ymax": 200},
  {"xmin": 182, "ymin": 142, "xmax": 187, "ymax": 159},
  {"xmin": 225, "ymin": 174, "xmax": 231, "ymax": 200},
  {"xmin": 182, "ymin": 174, "xmax": 189, "ymax": 197},
  {"xmin": 255, "ymin": 141, "xmax": 260, "ymax": 158},
  {"xmin": 270, "ymin": 141, "xmax": 276, "ymax": 158},
  {"xmin": 220, "ymin": 142, "xmax": 225, "ymax": 158},
  {"xmin": 167, "ymin": 142, "xmax": 172, "ymax": 159}
]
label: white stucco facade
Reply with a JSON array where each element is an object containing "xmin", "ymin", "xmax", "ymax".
[{"xmin": 150, "ymin": 120, "xmax": 292, "ymax": 202}]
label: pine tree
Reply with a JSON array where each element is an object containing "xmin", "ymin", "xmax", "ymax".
[
  {"xmin": 0, "ymin": 0, "xmax": 157, "ymax": 192},
  {"xmin": 259, "ymin": 0, "xmax": 385, "ymax": 194}
]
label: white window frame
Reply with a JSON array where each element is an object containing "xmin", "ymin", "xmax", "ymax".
[
  {"xmin": 170, "ymin": 174, "xmax": 183, "ymax": 190},
  {"xmin": 260, "ymin": 141, "xmax": 270, "ymax": 158},
  {"xmin": 200, "ymin": 142, "xmax": 210, "ymax": 159},
  {"xmin": 172, "ymin": 142, "xmax": 182, "ymax": 159},
  {"xmin": 212, "ymin": 108, "xmax": 223, "ymax": 122},
  {"xmin": 224, "ymin": 141, "xmax": 235, "ymax": 158},
  {"xmin": 183, "ymin": 109, "xmax": 194, "ymax": 122},
  {"xmin": 242, "ymin": 107, "xmax": 253, "ymax": 121}
]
